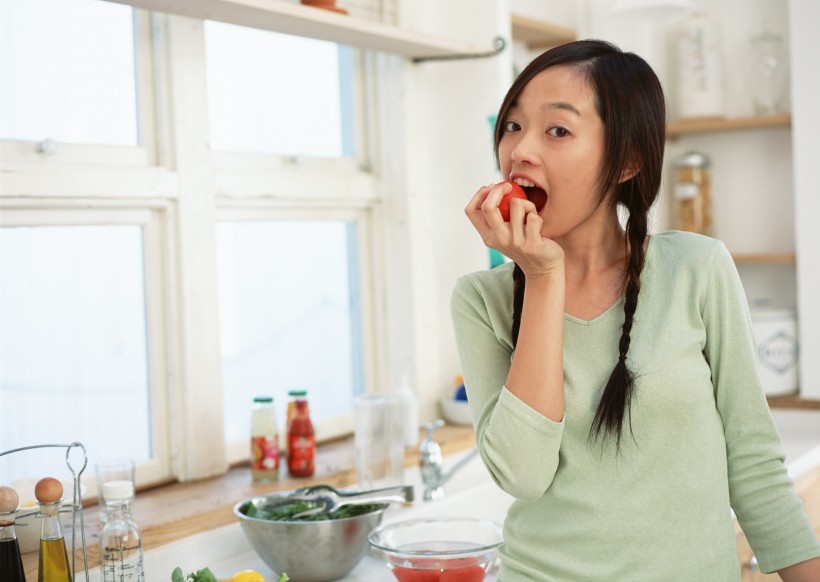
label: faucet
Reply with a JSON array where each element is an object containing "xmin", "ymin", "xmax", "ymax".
[{"xmin": 419, "ymin": 419, "xmax": 480, "ymax": 501}]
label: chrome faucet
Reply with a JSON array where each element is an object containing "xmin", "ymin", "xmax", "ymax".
[{"xmin": 419, "ymin": 419, "xmax": 480, "ymax": 501}]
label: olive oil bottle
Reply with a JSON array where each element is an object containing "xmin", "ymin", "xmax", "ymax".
[{"xmin": 35, "ymin": 478, "xmax": 71, "ymax": 582}]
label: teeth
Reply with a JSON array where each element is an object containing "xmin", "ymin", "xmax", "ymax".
[{"xmin": 513, "ymin": 177, "xmax": 536, "ymax": 188}]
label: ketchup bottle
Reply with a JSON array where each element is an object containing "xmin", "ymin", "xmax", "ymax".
[{"xmin": 287, "ymin": 397, "xmax": 315, "ymax": 477}]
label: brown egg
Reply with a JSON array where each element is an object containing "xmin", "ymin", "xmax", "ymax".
[
  {"xmin": 35, "ymin": 477, "xmax": 63, "ymax": 503},
  {"xmin": 0, "ymin": 485, "xmax": 19, "ymax": 513}
]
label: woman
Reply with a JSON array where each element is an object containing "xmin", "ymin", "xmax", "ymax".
[{"xmin": 451, "ymin": 40, "xmax": 820, "ymax": 581}]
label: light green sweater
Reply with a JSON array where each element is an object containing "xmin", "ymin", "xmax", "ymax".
[{"xmin": 451, "ymin": 231, "xmax": 820, "ymax": 581}]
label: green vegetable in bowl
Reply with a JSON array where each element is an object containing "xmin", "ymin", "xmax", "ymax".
[
  {"xmin": 239, "ymin": 500, "xmax": 385, "ymax": 522},
  {"xmin": 171, "ymin": 567, "xmax": 217, "ymax": 582}
]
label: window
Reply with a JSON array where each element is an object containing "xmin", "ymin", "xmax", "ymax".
[
  {"xmin": 204, "ymin": 21, "xmax": 356, "ymax": 158},
  {"xmin": 217, "ymin": 214, "xmax": 369, "ymax": 462},
  {"xmin": 0, "ymin": 0, "xmax": 155, "ymax": 166},
  {"xmin": 0, "ymin": 2, "xmax": 381, "ymax": 484},
  {"xmin": 0, "ymin": 207, "xmax": 169, "ymax": 485}
]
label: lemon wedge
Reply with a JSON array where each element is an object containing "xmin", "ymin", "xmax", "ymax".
[{"xmin": 229, "ymin": 570, "xmax": 266, "ymax": 582}]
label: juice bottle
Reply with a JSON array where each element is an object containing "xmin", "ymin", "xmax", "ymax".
[
  {"xmin": 285, "ymin": 389, "xmax": 307, "ymax": 433},
  {"xmin": 251, "ymin": 397, "xmax": 280, "ymax": 482},
  {"xmin": 287, "ymin": 397, "xmax": 315, "ymax": 477}
]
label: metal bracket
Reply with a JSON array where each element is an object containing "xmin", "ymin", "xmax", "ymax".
[{"xmin": 413, "ymin": 35, "xmax": 506, "ymax": 64}]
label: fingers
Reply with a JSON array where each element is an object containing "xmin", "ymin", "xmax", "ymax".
[{"xmin": 478, "ymin": 182, "xmax": 510, "ymax": 228}]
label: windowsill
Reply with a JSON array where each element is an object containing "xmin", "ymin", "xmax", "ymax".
[{"xmin": 23, "ymin": 424, "xmax": 476, "ymax": 579}]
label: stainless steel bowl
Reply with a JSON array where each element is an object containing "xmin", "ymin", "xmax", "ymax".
[{"xmin": 233, "ymin": 491, "xmax": 387, "ymax": 582}]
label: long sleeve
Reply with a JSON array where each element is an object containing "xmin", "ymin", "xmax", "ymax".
[
  {"xmin": 451, "ymin": 269, "xmax": 563, "ymax": 500},
  {"xmin": 703, "ymin": 242, "xmax": 820, "ymax": 572}
]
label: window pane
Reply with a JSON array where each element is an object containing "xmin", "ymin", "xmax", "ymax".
[
  {"xmin": 205, "ymin": 21, "xmax": 354, "ymax": 157},
  {"xmin": 217, "ymin": 220, "xmax": 364, "ymax": 445},
  {"xmin": 0, "ymin": 225, "xmax": 150, "ymax": 480},
  {"xmin": 0, "ymin": 0, "xmax": 138, "ymax": 146}
]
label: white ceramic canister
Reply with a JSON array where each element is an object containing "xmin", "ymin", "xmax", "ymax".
[
  {"xmin": 750, "ymin": 309, "xmax": 799, "ymax": 396},
  {"xmin": 677, "ymin": 12, "xmax": 725, "ymax": 119}
]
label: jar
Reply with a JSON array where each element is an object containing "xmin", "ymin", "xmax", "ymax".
[
  {"xmin": 751, "ymin": 309, "xmax": 799, "ymax": 396},
  {"xmin": 674, "ymin": 151, "xmax": 712, "ymax": 235},
  {"xmin": 677, "ymin": 13, "xmax": 725, "ymax": 119},
  {"xmin": 250, "ymin": 397, "xmax": 279, "ymax": 482},
  {"xmin": 745, "ymin": 32, "xmax": 789, "ymax": 115}
]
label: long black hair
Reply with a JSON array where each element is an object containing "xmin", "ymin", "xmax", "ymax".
[{"xmin": 494, "ymin": 40, "xmax": 666, "ymax": 447}]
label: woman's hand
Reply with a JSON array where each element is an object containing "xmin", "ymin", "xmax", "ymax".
[{"xmin": 465, "ymin": 182, "xmax": 564, "ymax": 279}]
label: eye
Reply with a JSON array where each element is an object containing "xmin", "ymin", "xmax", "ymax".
[
  {"xmin": 503, "ymin": 120, "xmax": 520, "ymax": 133},
  {"xmin": 547, "ymin": 126, "xmax": 571, "ymax": 138}
]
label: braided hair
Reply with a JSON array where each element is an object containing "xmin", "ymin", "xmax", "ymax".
[{"xmin": 497, "ymin": 40, "xmax": 666, "ymax": 447}]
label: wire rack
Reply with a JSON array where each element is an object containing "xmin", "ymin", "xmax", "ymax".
[{"xmin": 0, "ymin": 442, "xmax": 90, "ymax": 582}]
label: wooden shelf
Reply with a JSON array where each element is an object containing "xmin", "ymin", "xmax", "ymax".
[
  {"xmin": 768, "ymin": 395, "xmax": 820, "ymax": 411},
  {"xmin": 732, "ymin": 253, "xmax": 796, "ymax": 265},
  {"xmin": 106, "ymin": 0, "xmax": 492, "ymax": 59},
  {"xmin": 511, "ymin": 13, "xmax": 576, "ymax": 49},
  {"xmin": 667, "ymin": 114, "xmax": 791, "ymax": 139}
]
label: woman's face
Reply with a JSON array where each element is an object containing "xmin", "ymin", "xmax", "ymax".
[{"xmin": 498, "ymin": 65, "xmax": 612, "ymax": 241}]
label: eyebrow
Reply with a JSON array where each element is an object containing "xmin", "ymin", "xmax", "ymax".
[{"xmin": 543, "ymin": 101, "xmax": 581, "ymax": 116}]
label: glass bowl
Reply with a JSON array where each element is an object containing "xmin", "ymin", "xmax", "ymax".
[{"xmin": 368, "ymin": 517, "xmax": 503, "ymax": 581}]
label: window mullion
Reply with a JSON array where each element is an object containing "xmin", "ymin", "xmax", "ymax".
[{"xmin": 162, "ymin": 13, "xmax": 227, "ymax": 481}]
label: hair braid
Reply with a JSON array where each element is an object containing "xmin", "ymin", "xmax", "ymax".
[
  {"xmin": 590, "ymin": 206, "xmax": 648, "ymax": 447},
  {"xmin": 512, "ymin": 264, "xmax": 525, "ymax": 345}
]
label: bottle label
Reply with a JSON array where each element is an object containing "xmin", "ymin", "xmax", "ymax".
[
  {"xmin": 251, "ymin": 436, "xmax": 280, "ymax": 472},
  {"xmin": 288, "ymin": 434, "xmax": 316, "ymax": 475}
]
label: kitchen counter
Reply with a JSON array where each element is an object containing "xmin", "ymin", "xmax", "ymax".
[
  {"xmin": 75, "ymin": 446, "xmax": 504, "ymax": 581},
  {"xmin": 21, "ymin": 424, "xmax": 477, "ymax": 581},
  {"xmin": 31, "ymin": 410, "xmax": 820, "ymax": 582}
]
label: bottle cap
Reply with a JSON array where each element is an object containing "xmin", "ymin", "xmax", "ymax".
[
  {"xmin": 103, "ymin": 480, "xmax": 135, "ymax": 501},
  {"xmin": 288, "ymin": 389, "xmax": 307, "ymax": 397},
  {"xmin": 0, "ymin": 485, "xmax": 19, "ymax": 513},
  {"xmin": 254, "ymin": 396, "xmax": 274, "ymax": 403}
]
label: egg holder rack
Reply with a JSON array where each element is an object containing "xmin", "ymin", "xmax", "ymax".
[{"xmin": 0, "ymin": 442, "xmax": 91, "ymax": 581}]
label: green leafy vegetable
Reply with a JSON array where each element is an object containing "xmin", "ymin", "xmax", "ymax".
[
  {"xmin": 239, "ymin": 500, "xmax": 385, "ymax": 522},
  {"xmin": 171, "ymin": 566, "xmax": 217, "ymax": 582},
  {"xmin": 277, "ymin": 575, "xmax": 290, "ymax": 582}
]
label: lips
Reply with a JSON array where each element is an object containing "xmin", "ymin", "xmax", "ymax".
[{"xmin": 511, "ymin": 177, "xmax": 548, "ymax": 213}]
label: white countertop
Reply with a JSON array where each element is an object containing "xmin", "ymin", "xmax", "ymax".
[{"xmin": 75, "ymin": 412, "xmax": 820, "ymax": 582}]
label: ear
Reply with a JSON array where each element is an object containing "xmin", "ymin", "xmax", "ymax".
[
  {"xmin": 618, "ymin": 164, "xmax": 641, "ymax": 184},
  {"xmin": 618, "ymin": 164, "xmax": 640, "ymax": 183}
]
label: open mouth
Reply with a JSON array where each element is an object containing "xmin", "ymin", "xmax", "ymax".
[{"xmin": 512, "ymin": 178, "xmax": 548, "ymax": 213}]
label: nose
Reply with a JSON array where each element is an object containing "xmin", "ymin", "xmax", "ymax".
[{"xmin": 509, "ymin": 129, "xmax": 540, "ymax": 166}]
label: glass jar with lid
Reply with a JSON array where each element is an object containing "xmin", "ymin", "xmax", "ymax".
[{"xmin": 674, "ymin": 151, "xmax": 712, "ymax": 235}]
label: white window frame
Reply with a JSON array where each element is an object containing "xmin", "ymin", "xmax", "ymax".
[
  {"xmin": 216, "ymin": 200, "xmax": 383, "ymax": 465},
  {"xmin": 0, "ymin": 7, "xmax": 388, "ymax": 483},
  {"xmin": 0, "ymin": 9, "xmax": 157, "ymax": 168},
  {"xmin": 0, "ymin": 199, "xmax": 173, "ymax": 493}
]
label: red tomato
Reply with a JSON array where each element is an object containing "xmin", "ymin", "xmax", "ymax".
[
  {"xmin": 497, "ymin": 181, "xmax": 527, "ymax": 222},
  {"xmin": 392, "ymin": 567, "xmax": 441, "ymax": 582},
  {"xmin": 439, "ymin": 565, "xmax": 486, "ymax": 582}
]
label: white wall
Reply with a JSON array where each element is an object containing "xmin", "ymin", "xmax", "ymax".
[
  {"xmin": 381, "ymin": 0, "xmax": 513, "ymax": 420},
  {"xmin": 386, "ymin": 0, "xmax": 817, "ymax": 417},
  {"xmin": 788, "ymin": 0, "xmax": 820, "ymax": 400}
]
